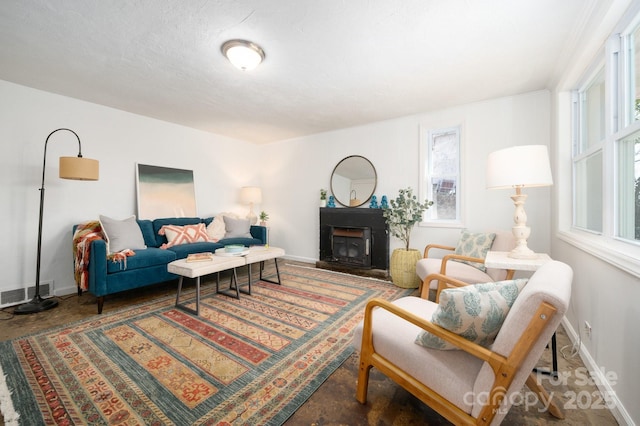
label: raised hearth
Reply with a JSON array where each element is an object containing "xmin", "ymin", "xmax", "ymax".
[{"xmin": 317, "ymin": 208, "xmax": 389, "ymax": 279}]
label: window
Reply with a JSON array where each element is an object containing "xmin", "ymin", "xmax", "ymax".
[
  {"xmin": 574, "ymin": 151, "xmax": 603, "ymax": 232},
  {"xmin": 420, "ymin": 126, "xmax": 461, "ymax": 225},
  {"xmin": 574, "ymin": 67, "xmax": 605, "ymax": 234},
  {"xmin": 616, "ymin": 130, "xmax": 640, "ymax": 241},
  {"xmin": 572, "ymin": 9, "xmax": 640, "ymax": 252}
]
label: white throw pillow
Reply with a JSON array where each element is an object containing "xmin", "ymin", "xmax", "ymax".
[
  {"xmin": 207, "ymin": 212, "xmax": 238, "ymax": 241},
  {"xmin": 99, "ymin": 215, "xmax": 147, "ymax": 254}
]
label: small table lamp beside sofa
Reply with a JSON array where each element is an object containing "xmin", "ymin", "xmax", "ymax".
[{"xmin": 73, "ymin": 214, "xmax": 267, "ymax": 314}]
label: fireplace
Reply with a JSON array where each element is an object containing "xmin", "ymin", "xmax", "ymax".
[
  {"xmin": 318, "ymin": 208, "xmax": 389, "ymax": 278},
  {"xmin": 331, "ymin": 226, "xmax": 371, "ymax": 267}
]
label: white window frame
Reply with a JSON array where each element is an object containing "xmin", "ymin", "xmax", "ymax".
[
  {"xmin": 419, "ymin": 125, "xmax": 463, "ymax": 227},
  {"xmin": 563, "ymin": 5, "xmax": 640, "ymax": 277}
]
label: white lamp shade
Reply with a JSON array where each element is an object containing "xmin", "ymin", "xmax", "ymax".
[
  {"xmin": 486, "ymin": 145, "xmax": 553, "ymax": 189},
  {"xmin": 59, "ymin": 156, "xmax": 99, "ymax": 181},
  {"xmin": 240, "ymin": 186, "xmax": 262, "ymax": 204}
]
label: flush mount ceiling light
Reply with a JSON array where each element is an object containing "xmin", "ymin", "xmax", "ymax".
[{"xmin": 221, "ymin": 39, "xmax": 265, "ymax": 71}]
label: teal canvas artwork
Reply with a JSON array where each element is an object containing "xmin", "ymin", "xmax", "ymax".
[{"xmin": 136, "ymin": 164, "xmax": 196, "ymax": 219}]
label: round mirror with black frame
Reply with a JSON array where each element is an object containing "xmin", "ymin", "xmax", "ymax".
[{"xmin": 330, "ymin": 155, "xmax": 377, "ymax": 207}]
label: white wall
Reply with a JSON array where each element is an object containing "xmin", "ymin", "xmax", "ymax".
[
  {"xmin": 2, "ymin": 80, "xmax": 551, "ymax": 296},
  {"xmin": 261, "ymin": 90, "xmax": 552, "ymax": 263},
  {"xmin": 0, "ymin": 80, "xmax": 264, "ymax": 297}
]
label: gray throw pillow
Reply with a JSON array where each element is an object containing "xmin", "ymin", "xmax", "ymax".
[
  {"xmin": 99, "ymin": 215, "xmax": 147, "ymax": 254},
  {"xmin": 223, "ymin": 216, "xmax": 252, "ymax": 238}
]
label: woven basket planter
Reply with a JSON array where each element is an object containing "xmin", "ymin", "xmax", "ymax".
[{"xmin": 389, "ymin": 248, "xmax": 422, "ymax": 288}]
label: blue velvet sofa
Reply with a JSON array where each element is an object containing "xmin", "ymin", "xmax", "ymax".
[{"xmin": 74, "ymin": 216, "xmax": 266, "ymax": 313}]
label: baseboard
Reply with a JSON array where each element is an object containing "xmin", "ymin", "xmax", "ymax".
[
  {"xmin": 281, "ymin": 254, "xmax": 316, "ymax": 264},
  {"xmin": 561, "ymin": 317, "xmax": 635, "ymax": 425}
]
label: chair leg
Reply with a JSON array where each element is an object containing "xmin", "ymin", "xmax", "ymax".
[
  {"xmin": 525, "ymin": 373, "xmax": 565, "ymax": 419},
  {"xmin": 356, "ymin": 358, "xmax": 372, "ymax": 404}
]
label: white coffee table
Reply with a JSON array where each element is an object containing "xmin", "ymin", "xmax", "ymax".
[{"xmin": 168, "ymin": 255, "xmax": 245, "ymax": 315}]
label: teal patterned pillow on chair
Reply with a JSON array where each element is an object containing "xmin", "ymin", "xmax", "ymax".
[
  {"xmin": 415, "ymin": 279, "xmax": 528, "ymax": 350},
  {"xmin": 453, "ymin": 229, "xmax": 496, "ymax": 272}
]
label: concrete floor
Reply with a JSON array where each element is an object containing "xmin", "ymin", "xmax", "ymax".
[{"xmin": 0, "ymin": 263, "xmax": 619, "ymax": 425}]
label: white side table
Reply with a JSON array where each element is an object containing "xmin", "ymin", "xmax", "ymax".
[
  {"xmin": 484, "ymin": 251, "xmax": 552, "ymax": 272},
  {"xmin": 485, "ymin": 251, "xmax": 558, "ymax": 377}
]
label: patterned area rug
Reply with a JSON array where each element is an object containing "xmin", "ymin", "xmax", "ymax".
[{"xmin": 0, "ymin": 264, "xmax": 411, "ymax": 425}]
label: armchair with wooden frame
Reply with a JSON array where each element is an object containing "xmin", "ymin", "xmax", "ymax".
[
  {"xmin": 416, "ymin": 230, "xmax": 516, "ymax": 300},
  {"xmin": 352, "ymin": 260, "xmax": 572, "ymax": 425}
]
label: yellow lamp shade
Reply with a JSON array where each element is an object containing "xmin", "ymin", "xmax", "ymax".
[{"xmin": 59, "ymin": 156, "xmax": 99, "ymax": 181}]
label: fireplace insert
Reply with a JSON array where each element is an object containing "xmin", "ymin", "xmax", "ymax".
[{"xmin": 331, "ymin": 226, "xmax": 371, "ymax": 267}]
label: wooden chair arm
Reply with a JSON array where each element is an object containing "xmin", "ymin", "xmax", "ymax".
[
  {"xmin": 439, "ymin": 253, "xmax": 485, "ymax": 276},
  {"xmin": 423, "ymin": 244, "xmax": 455, "ymax": 258},
  {"xmin": 421, "ymin": 273, "xmax": 470, "ymax": 300},
  {"xmin": 441, "ymin": 253, "xmax": 485, "ymax": 269}
]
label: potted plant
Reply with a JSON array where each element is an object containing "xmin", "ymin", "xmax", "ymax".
[
  {"xmin": 320, "ymin": 188, "xmax": 328, "ymax": 207},
  {"xmin": 382, "ymin": 187, "xmax": 433, "ymax": 288},
  {"xmin": 259, "ymin": 211, "xmax": 269, "ymax": 226}
]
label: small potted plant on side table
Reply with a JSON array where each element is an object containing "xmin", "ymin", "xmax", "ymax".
[
  {"xmin": 259, "ymin": 211, "xmax": 269, "ymax": 226},
  {"xmin": 383, "ymin": 187, "xmax": 433, "ymax": 288}
]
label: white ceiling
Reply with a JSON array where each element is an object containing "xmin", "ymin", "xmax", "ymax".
[{"xmin": 0, "ymin": 0, "xmax": 596, "ymax": 144}]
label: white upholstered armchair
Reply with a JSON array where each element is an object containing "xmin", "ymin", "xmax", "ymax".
[
  {"xmin": 353, "ymin": 260, "xmax": 572, "ymax": 425},
  {"xmin": 416, "ymin": 230, "xmax": 516, "ymax": 299}
]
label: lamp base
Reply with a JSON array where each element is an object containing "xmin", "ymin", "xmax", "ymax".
[
  {"xmin": 508, "ymin": 244, "xmax": 539, "ymax": 259},
  {"xmin": 246, "ymin": 211, "xmax": 258, "ymax": 225},
  {"xmin": 14, "ymin": 295, "xmax": 59, "ymax": 315}
]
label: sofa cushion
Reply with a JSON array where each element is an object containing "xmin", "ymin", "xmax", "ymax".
[
  {"xmin": 223, "ymin": 216, "xmax": 252, "ymax": 238},
  {"xmin": 218, "ymin": 236, "xmax": 263, "ymax": 247},
  {"xmin": 137, "ymin": 219, "xmax": 159, "ymax": 248},
  {"xmin": 159, "ymin": 223, "xmax": 210, "ymax": 249},
  {"xmin": 453, "ymin": 230, "xmax": 496, "ymax": 272},
  {"xmin": 415, "ymin": 278, "xmax": 528, "ymax": 350},
  {"xmin": 166, "ymin": 241, "xmax": 225, "ymax": 259},
  {"xmin": 99, "ymin": 215, "xmax": 147, "ymax": 254},
  {"xmin": 106, "ymin": 247, "xmax": 176, "ymax": 274}
]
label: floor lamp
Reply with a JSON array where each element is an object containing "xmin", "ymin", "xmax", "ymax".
[
  {"xmin": 486, "ymin": 145, "xmax": 553, "ymax": 259},
  {"xmin": 14, "ymin": 128, "xmax": 99, "ymax": 315}
]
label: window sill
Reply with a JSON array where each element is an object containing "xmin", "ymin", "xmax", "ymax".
[
  {"xmin": 419, "ymin": 221, "xmax": 465, "ymax": 229},
  {"xmin": 557, "ymin": 230, "xmax": 640, "ymax": 278}
]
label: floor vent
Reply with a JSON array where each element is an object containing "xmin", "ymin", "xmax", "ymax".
[{"xmin": 0, "ymin": 281, "xmax": 53, "ymax": 308}]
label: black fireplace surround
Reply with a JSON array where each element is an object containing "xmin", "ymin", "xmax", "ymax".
[{"xmin": 318, "ymin": 208, "xmax": 389, "ymax": 272}]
